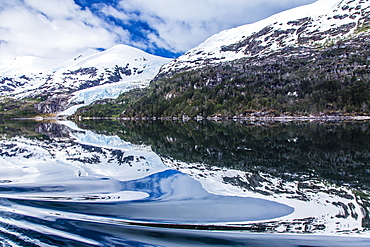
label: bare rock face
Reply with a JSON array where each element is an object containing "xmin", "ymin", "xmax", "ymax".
[{"xmin": 34, "ymin": 94, "xmax": 72, "ymax": 114}]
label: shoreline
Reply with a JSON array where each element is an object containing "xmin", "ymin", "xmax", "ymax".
[{"xmin": 7, "ymin": 114, "xmax": 370, "ymax": 122}]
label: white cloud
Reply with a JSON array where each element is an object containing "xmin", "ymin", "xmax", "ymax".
[
  {"xmin": 23, "ymin": 0, "xmax": 81, "ymax": 19},
  {"xmin": 0, "ymin": 0, "xmax": 318, "ymax": 63},
  {"xmin": 98, "ymin": 4, "xmax": 131, "ymax": 22},
  {"xmin": 0, "ymin": 0, "xmax": 129, "ymax": 63},
  {"xmin": 114, "ymin": 0, "xmax": 317, "ymax": 53}
]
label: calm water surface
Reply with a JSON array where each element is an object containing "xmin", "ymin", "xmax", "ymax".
[{"xmin": 0, "ymin": 119, "xmax": 369, "ymax": 246}]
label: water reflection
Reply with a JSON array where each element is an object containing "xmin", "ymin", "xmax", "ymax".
[
  {"xmin": 77, "ymin": 120, "xmax": 370, "ymax": 189},
  {"xmin": 0, "ymin": 119, "xmax": 369, "ymax": 246},
  {"xmin": 75, "ymin": 119, "xmax": 370, "ymax": 233},
  {"xmin": 9, "ymin": 169, "xmax": 292, "ymax": 224}
]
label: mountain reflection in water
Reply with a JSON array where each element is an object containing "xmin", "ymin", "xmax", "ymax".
[{"xmin": 0, "ymin": 119, "xmax": 369, "ymax": 246}]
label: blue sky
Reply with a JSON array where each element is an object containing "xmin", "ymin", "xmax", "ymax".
[{"xmin": 0, "ymin": 0, "xmax": 317, "ymax": 61}]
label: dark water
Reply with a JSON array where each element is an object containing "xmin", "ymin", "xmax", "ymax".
[{"xmin": 0, "ymin": 119, "xmax": 369, "ymax": 246}]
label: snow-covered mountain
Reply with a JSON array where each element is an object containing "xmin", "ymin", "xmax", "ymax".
[
  {"xmin": 0, "ymin": 45, "xmax": 170, "ymax": 114},
  {"xmin": 69, "ymin": 0, "xmax": 370, "ymax": 118},
  {"xmin": 160, "ymin": 0, "xmax": 370, "ymax": 75}
]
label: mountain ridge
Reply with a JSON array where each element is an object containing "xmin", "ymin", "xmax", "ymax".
[
  {"xmin": 0, "ymin": 44, "xmax": 170, "ymax": 117},
  {"xmin": 159, "ymin": 0, "xmax": 370, "ymax": 77},
  {"xmin": 73, "ymin": 0, "xmax": 370, "ymax": 118},
  {"xmin": 1, "ymin": 0, "xmax": 370, "ymax": 119}
]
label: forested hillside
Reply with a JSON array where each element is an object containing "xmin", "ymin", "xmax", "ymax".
[{"xmin": 74, "ymin": 31, "xmax": 370, "ymax": 118}]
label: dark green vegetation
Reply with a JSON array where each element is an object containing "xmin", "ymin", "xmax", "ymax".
[
  {"xmin": 0, "ymin": 98, "xmax": 41, "ymax": 119},
  {"xmin": 76, "ymin": 119, "xmax": 370, "ymax": 191},
  {"xmin": 75, "ymin": 32, "xmax": 370, "ymax": 118}
]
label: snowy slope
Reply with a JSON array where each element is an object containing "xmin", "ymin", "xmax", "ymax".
[
  {"xmin": 160, "ymin": 0, "xmax": 370, "ymax": 74},
  {"xmin": 0, "ymin": 48, "xmax": 99, "ymax": 77},
  {"xmin": 46, "ymin": 44, "xmax": 170, "ymax": 94},
  {"xmin": 0, "ymin": 48, "xmax": 99, "ymax": 94},
  {"xmin": 0, "ymin": 45, "xmax": 170, "ymax": 114}
]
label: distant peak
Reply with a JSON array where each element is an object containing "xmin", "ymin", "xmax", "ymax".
[{"xmin": 159, "ymin": 0, "xmax": 370, "ymax": 74}]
